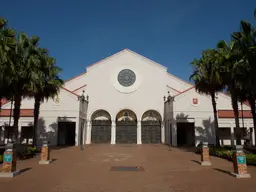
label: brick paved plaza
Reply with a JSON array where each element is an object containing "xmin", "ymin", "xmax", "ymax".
[{"xmin": 1, "ymin": 144, "xmax": 256, "ymax": 192}]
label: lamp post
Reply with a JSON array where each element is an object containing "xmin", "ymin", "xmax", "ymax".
[
  {"xmin": 165, "ymin": 91, "xmax": 175, "ymax": 151},
  {"xmin": 78, "ymin": 91, "xmax": 86, "ymax": 151}
]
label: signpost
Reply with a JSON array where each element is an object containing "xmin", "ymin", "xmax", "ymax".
[
  {"xmin": 230, "ymin": 145, "xmax": 251, "ymax": 178},
  {"xmin": 39, "ymin": 140, "xmax": 52, "ymax": 164},
  {"xmin": 0, "ymin": 143, "xmax": 20, "ymax": 177},
  {"xmin": 200, "ymin": 142, "xmax": 211, "ymax": 166}
]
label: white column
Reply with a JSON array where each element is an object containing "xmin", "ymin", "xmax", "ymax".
[
  {"xmin": 83, "ymin": 119, "xmax": 87, "ymax": 145},
  {"xmin": 17, "ymin": 124, "xmax": 22, "ymax": 144},
  {"xmin": 0, "ymin": 125, "xmax": 4, "ymax": 144},
  {"xmin": 251, "ymin": 127, "xmax": 255, "ymax": 146},
  {"xmin": 85, "ymin": 120, "xmax": 91, "ymax": 144},
  {"xmin": 230, "ymin": 123, "xmax": 235, "ymax": 146},
  {"xmin": 167, "ymin": 120, "xmax": 171, "ymax": 144},
  {"xmin": 4, "ymin": 126, "xmax": 8, "ymax": 144},
  {"xmin": 161, "ymin": 122, "xmax": 165, "ymax": 144},
  {"xmin": 137, "ymin": 121, "xmax": 142, "ymax": 144},
  {"xmin": 75, "ymin": 118, "xmax": 80, "ymax": 146},
  {"xmin": 171, "ymin": 121, "xmax": 177, "ymax": 146},
  {"xmin": 111, "ymin": 120, "xmax": 116, "ymax": 144}
]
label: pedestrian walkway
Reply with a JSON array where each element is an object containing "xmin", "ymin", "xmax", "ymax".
[{"xmin": 0, "ymin": 144, "xmax": 256, "ymax": 191}]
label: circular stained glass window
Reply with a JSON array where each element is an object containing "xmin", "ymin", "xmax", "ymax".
[{"xmin": 117, "ymin": 69, "xmax": 136, "ymax": 87}]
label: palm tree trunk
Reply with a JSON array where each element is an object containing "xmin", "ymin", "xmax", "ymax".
[
  {"xmin": 248, "ymin": 96, "xmax": 256, "ymax": 146},
  {"xmin": 229, "ymin": 81, "xmax": 241, "ymax": 145},
  {"xmin": 210, "ymin": 91, "xmax": 220, "ymax": 147},
  {"xmin": 33, "ymin": 95, "xmax": 41, "ymax": 147},
  {"xmin": 13, "ymin": 94, "xmax": 22, "ymax": 143}
]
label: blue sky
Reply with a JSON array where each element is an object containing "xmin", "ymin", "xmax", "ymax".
[{"xmin": 2, "ymin": 0, "xmax": 256, "ymax": 82}]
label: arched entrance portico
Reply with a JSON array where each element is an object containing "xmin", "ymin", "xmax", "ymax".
[
  {"xmin": 116, "ymin": 109, "xmax": 137, "ymax": 143},
  {"xmin": 141, "ymin": 110, "xmax": 162, "ymax": 143},
  {"xmin": 91, "ymin": 110, "xmax": 112, "ymax": 143}
]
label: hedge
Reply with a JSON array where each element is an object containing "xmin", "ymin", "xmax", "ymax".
[{"xmin": 196, "ymin": 146, "xmax": 256, "ymax": 166}]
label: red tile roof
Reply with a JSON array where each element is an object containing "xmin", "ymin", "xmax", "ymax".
[
  {"xmin": 218, "ymin": 110, "xmax": 252, "ymax": 118},
  {"xmin": 0, "ymin": 109, "xmax": 34, "ymax": 117}
]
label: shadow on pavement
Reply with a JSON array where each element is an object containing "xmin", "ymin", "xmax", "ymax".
[
  {"xmin": 190, "ymin": 160, "xmax": 201, "ymax": 165},
  {"xmin": 50, "ymin": 146, "xmax": 74, "ymax": 151},
  {"xmin": 20, "ymin": 167, "xmax": 32, "ymax": 174},
  {"xmin": 175, "ymin": 147, "xmax": 197, "ymax": 153},
  {"xmin": 213, "ymin": 168, "xmax": 231, "ymax": 176}
]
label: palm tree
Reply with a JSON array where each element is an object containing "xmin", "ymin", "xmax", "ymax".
[
  {"xmin": 190, "ymin": 49, "xmax": 224, "ymax": 146},
  {"xmin": 9, "ymin": 33, "xmax": 40, "ymax": 142},
  {"xmin": 232, "ymin": 18, "xmax": 256, "ymax": 144},
  {"xmin": 216, "ymin": 40, "xmax": 244, "ymax": 145},
  {"xmin": 29, "ymin": 52, "xmax": 63, "ymax": 146},
  {"xmin": 0, "ymin": 17, "xmax": 16, "ymax": 110}
]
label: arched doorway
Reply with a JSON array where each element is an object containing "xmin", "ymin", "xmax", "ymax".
[
  {"xmin": 116, "ymin": 109, "xmax": 137, "ymax": 144},
  {"xmin": 91, "ymin": 110, "xmax": 112, "ymax": 143},
  {"xmin": 141, "ymin": 110, "xmax": 162, "ymax": 144}
]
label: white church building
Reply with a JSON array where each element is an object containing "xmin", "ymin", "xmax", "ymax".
[{"xmin": 0, "ymin": 49, "xmax": 255, "ymax": 147}]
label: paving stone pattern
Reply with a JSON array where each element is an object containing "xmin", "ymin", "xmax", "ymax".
[{"xmin": 0, "ymin": 144, "xmax": 256, "ymax": 192}]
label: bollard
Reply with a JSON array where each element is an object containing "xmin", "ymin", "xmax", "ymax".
[
  {"xmin": 200, "ymin": 142, "xmax": 211, "ymax": 166},
  {"xmin": 39, "ymin": 141, "xmax": 52, "ymax": 164},
  {"xmin": 0, "ymin": 143, "xmax": 20, "ymax": 177},
  {"xmin": 230, "ymin": 145, "xmax": 251, "ymax": 178}
]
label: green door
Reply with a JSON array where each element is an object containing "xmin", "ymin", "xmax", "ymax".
[
  {"xmin": 91, "ymin": 120, "xmax": 111, "ymax": 143},
  {"xmin": 116, "ymin": 121, "xmax": 137, "ymax": 144}
]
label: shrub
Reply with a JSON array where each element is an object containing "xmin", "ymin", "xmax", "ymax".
[
  {"xmin": 246, "ymin": 153, "xmax": 256, "ymax": 166},
  {"xmin": 27, "ymin": 147, "xmax": 37, "ymax": 154}
]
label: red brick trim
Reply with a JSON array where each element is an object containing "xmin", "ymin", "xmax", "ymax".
[
  {"xmin": 174, "ymin": 86, "xmax": 195, "ymax": 97},
  {"xmin": 72, "ymin": 84, "xmax": 87, "ymax": 93},
  {"xmin": 62, "ymin": 87, "xmax": 79, "ymax": 96}
]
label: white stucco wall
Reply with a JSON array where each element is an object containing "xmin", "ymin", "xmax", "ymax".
[
  {"xmin": 1, "ymin": 88, "xmax": 81, "ymax": 146},
  {"xmin": 64, "ymin": 72, "xmax": 87, "ymax": 92},
  {"xmin": 166, "ymin": 85, "xmax": 180, "ymax": 96},
  {"xmin": 2, "ymin": 97, "xmax": 35, "ymax": 109},
  {"xmin": 84, "ymin": 50, "xmax": 167, "ymax": 122},
  {"xmin": 166, "ymin": 73, "xmax": 192, "ymax": 92},
  {"xmin": 216, "ymin": 93, "xmax": 251, "ymax": 110},
  {"xmin": 38, "ymin": 88, "xmax": 80, "ymax": 146}
]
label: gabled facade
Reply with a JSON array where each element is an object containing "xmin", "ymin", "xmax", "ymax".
[{"xmin": 0, "ymin": 49, "xmax": 254, "ymax": 147}]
